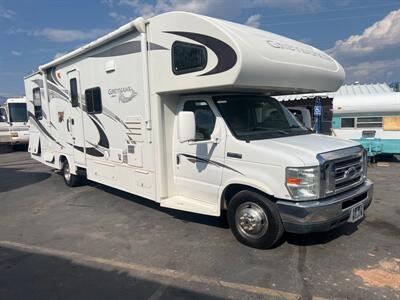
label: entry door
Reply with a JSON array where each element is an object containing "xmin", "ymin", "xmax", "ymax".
[
  {"xmin": 67, "ymin": 70, "xmax": 86, "ymax": 166},
  {"xmin": 173, "ymin": 98, "xmax": 226, "ymax": 204}
]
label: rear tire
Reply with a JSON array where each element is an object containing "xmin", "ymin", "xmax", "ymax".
[
  {"xmin": 228, "ymin": 190, "xmax": 284, "ymax": 249},
  {"xmin": 62, "ymin": 160, "xmax": 82, "ymax": 187}
]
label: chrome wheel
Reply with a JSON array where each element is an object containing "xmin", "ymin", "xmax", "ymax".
[
  {"xmin": 64, "ymin": 163, "xmax": 71, "ymax": 182},
  {"xmin": 235, "ymin": 202, "xmax": 269, "ymax": 239}
]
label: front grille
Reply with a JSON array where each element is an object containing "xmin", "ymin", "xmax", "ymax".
[
  {"xmin": 318, "ymin": 146, "xmax": 366, "ymax": 197},
  {"xmin": 333, "ymin": 153, "xmax": 364, "ymax": 193}
]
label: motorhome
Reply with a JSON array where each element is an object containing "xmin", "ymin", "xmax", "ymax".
[
  {"xmin": 24, "ymin": 12, "xmax": 373, "ymax": 248},
  {"xmin": 0, "ymin": 97, "xmax": 29, "ymax": 147},
  {"xmin": 332, "ymin": 93, "xmax": 400, "ymax": 158}
]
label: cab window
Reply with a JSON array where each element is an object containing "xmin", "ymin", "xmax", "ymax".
[{"xmin": 183, "ymin": 100, "xmax": 216, "ymax": 141}]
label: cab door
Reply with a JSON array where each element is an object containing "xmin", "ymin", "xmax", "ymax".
[
  {"xmin": 67, "ymin": 70, "xmax": 86, "ymax": 166},
  {"xmin": 173, "ymin": 97, "xmax": 226, "ymax": 205}
]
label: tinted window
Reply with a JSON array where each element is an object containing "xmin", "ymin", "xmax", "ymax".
[
  {"xmin": 85, "ymin": 87, "xmax": 102, "ymax": 114},
  {"xmin": 9, "ymin": 103, "xmax": 28, "ymax": 123},
  {"xmin": 357, "ymin": 117, "xmax": 382, "ymax": 128},
  {"xmin": 341, "ymin": 117, "xmax": 354, "ymax": 128},
  {"xmin": 183, "ymin": 100, "xmax": 215, "ymax": 141},
  {"xmin": 70, "ymin": 78, "xmax": 79, "ymax": 107},
  {"xmin": 172, "ymin": 41, "xmax": 207, "ymax": 75},
  {"xmin": 0, "ymin": 108, "xmax": 7, "ymax": 122},
  {"xmin": 33, "ymin": 88, "xmax": 43, "ymax": 119}
]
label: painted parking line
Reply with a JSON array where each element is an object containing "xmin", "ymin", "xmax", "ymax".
[{"xmin": 0, "ymin": 240, "xmax": 328, "ymax": 300}]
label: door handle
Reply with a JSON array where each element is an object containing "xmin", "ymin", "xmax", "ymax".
[
  {"xmin": 66, "ymin": 118, "xmax": 71, "ymax": 132},
  {"xmin": 176, "ymin": 154, "xmax": 180, "ymax": 165}
]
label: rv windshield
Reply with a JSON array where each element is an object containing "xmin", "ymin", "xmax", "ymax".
[
  {"xmin": 214, "ymin": 95, "xmax": 310, "ymax": 141},
  {"xmin": 9, "ymin": 103, "xmax": 28, "ymax": 123}
]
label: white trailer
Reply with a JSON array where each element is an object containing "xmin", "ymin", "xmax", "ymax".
[
  {"xmin": 25, "ymin": 12, "xmax": 373, "ymax": 248},
  {"xmin": 0, "ymin": 97, "xmax": 29, "ymax": 147},
  {"xmin": 332, "ymin": 93, "xmax": 400, "ymax": 157}
]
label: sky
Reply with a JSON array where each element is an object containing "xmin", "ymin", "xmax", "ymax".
[{"xmin": 0, "ymin": 0, "xmax": 399, "ymax": 97}]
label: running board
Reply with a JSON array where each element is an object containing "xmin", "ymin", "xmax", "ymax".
[{"xmin": 160, "ymin": 196, "xmax": 220, "ymax": 216}]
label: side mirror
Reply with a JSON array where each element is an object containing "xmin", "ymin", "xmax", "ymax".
[{"xmin": 178, "ymin": 111, "xmax": 196, "ymax": 143}]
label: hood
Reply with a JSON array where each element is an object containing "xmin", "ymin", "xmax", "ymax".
[{"xmin": 250, "ymin": 134, "xmax": 359, "ymax": 165}]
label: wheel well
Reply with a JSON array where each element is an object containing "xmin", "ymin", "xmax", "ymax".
[
  {"xmin": 221, "ymin": 184, "xmax": 275, "ymax": 210},
  {"xmin": 59, "ymin": 155, "xmax": 67, "ymax": 169}
]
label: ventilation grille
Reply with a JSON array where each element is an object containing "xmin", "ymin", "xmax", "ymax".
[{"xmin": 125, "ymin": 116, "xmax": 144, "ymax": 142}]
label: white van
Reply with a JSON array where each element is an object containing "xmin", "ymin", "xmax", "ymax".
[
  {"xmin": 1, "ymin": 97, "xmax": 30, "ymax": 146},
  {"xmin": 24, "ymin": 12, "xmax": 373, "ymax": 248}
]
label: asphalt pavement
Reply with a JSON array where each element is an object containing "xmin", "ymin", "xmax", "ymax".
[{"xmin": 0, "ymin": 150, "xmax": 399, "ymax": 300}]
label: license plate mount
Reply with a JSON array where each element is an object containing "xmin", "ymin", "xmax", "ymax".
[{"xmin": 348, "ymin": 202, "xmax": 364, "ymax": 223}]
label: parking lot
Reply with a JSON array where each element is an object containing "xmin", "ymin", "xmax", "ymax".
[{"xmin": 0, "ymin": 150, "xmax": 399, "ymax": 300}]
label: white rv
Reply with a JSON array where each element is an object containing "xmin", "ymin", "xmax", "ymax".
[
  {"xmin": 0, "ymin": 97, "xmax": 29, "ymax": 147},
  {"xmin": 24, "ymin": 12, "xmax": 373, "ymax": 248}
]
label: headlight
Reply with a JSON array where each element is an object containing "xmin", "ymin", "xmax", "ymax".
[{"xmin": 286, "ymin": 166, "xmax": 320, "ymax": 200}]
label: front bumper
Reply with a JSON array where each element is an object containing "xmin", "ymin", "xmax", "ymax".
[{"xmin": 276, "ymin": 179, "xmax": 373, "ymax": 234}]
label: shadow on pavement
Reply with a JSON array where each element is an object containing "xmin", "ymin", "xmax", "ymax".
[
  {"xmin": 284, "ymin": 221, "xmax": 360, "ymax": 246},
  {"xmin": 90, "ymin": 181, "xmax": 229, "ymax": 229},
  {"xmin": 0, "ymin": 245, "xmax": 224, "ymax": 300},
  {"xmin": 0, "ymin": 167, "xmax": 51, "ymax": 193}
]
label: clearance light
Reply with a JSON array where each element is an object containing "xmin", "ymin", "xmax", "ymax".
[{"xmin": 11, "ymin": 132, "xmax": 18, "ymax": 137}]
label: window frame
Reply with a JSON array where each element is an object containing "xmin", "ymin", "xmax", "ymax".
[
  {"xmin": 85, "ymin": 87, "xmax": 102, "ymax": 114},
  {"xmin": 171, "ymin": 41, "xmax": 208, "ymax": 75},
  {"xmin": 32, "ymin": 87, "xmax": 43, "ymax": 119},
  {"xmin": 70, "ymin": 78, "xmax": 79, "ymax": 108},
  {"xmin": 183, "ymin": 99, "xmax": 216, "ymax": 142}
]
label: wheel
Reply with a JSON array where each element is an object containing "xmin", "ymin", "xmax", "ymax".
[
  {"xmin": 62, "ymin": 160, "xmax": 82, "ymax": 187},
  {"xmin": 227, "ymin": 190, "xmax": 284, "ymax": 249}
]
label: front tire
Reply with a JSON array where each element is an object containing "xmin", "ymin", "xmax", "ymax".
[
  {"xmin": 228, "ymin": 190, "xmax": 284, "ymax": 249},
  {"xmin": 62, "ymin": 160, "xmax": 82, "ymax": 187}
]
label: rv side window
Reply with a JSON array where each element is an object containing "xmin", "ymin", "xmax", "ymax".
[
  {"xmin": 183, "ymin": 100, "xmax": 216, "ymax": 141},
  {"xmin": 33, "ymin": 88, "xmax": 43, "ymax": 119},
  {"xmin": 357, "ymin": 117, "xmax": 382, "ymax": 128},
  {"xmin": 341, "ymin": 117, "xmax": 354, "ymax": 128},
  {"xmin": 172, "ymin": 41, "xmax": 207, "ymax": 75},
  {"xmin": 85, "ymin": 87, "xmax": 102, "ymax": 114},
  {"xmin": 0, "ymin": 108, "xmax": 7, "ymax": 122},
  {"xmin": 70, "ymin": 78, "xmax": 79, "ymax": 107}
]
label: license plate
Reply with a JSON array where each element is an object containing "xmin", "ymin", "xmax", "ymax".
[{"xmin": 348, "ymin": 203, "xmax": 364, "ymax": 223}]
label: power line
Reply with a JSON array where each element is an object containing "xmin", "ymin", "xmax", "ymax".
[
  {"xmin": 264, "ymin": 13, "xmax": 388, "ymax": 26},
  {"xmin": 261, "ymin": 2, "xmax": 399, "ymax": 19}
]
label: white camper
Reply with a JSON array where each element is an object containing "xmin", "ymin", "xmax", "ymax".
[
  {"xmin": 332, "ymin": 93, "xmax": 400, "ymax": 157},
  {"xmin": 25, "ymin": 12, "xmax": 373, "ymax": 248},
  {"xmin": 0, "ymin": 97, "xmax": 29, "ymax": 147}
]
